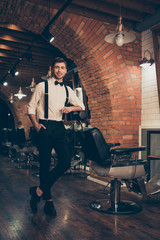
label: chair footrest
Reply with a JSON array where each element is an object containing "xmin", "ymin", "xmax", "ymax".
[
  {"xmin": 145, "ymin": 182, "xmax": 160, "ymax": 196},
  {"xmin": 90, "ymin": 199, "xmax": 142, "ymax": 215}
]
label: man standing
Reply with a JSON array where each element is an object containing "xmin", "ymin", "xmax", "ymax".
[{"xmin": 27, "ymin": 57, "xmax": 85, "ymax": 216}]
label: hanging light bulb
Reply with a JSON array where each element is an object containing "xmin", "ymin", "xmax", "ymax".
[
  {"xmin": 26, "ymin": 77, "xmax": 36, "ymax": 92},
  {"xmin": 41, "ymin": 66, "xmax": 52, "ymax": 80},
  {"xmin": 104, "ymin": 17, "xmax": 136, "ymax": 47},
  {"xmin": 115, "ymin": 32, "xmax": 124, "ymax": 47},
  {"xmin": 9, "ymin": 93, "xmax": 14, "ymax": 103},
  {"xmin": 7, "ymin": 93, "xmax": 15, "ymax": 103},
  {"xmin": 14, "ymin": 87, "xmax": 27, "ymax": 99}
]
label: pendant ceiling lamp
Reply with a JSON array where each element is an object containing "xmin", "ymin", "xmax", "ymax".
[
  {"xmin": 104, "ymin": 3, "xmax": 136, "ymax": 47},
  {"xmin": 41, "ymin": 66, "xmax": 52, "ymax": 80},
  {"xmin": 26, "ymin": 77, "xmax": 36, "ymax": 92},
  {"xmin": 14, "ymin": 87, "xmax": 26, "ymax": 99},
  {"xmin": 7, "ymin": 93, "xmax": 15, "ymax": 103}
]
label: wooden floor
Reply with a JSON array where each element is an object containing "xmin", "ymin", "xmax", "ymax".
[{"xmin": 0, "ymin": 153, "xmax": 160, "ymax": 240}]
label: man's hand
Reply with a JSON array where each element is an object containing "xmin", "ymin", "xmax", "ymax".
[
  {"xmin": 61, "ymin": 105, "xmax": 82, "ymax": 114},
  {"xmin": 61, "ymin": 106, "xmax": 73, "ymax": 114},
  {"xmin": 28, "ymin": 114, "xmax": 46, "ymax": 133},
  {"xmin": 35, "ymin": 123, "xmax": 46, "ymax": 133}
]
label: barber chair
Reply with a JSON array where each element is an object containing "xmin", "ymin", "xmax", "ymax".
[
  {"xmin": 67, "ymin": 111, "xmax": 88, "ymax": 171},
  {"xmin": 79, "ymin": 127, "xmax": 147, "ymax": 215},
  {"xmin": 0, "ymin": 128, "xmax": 13, "ymax": 155},
  {"xmin": 11, "ymin": 128, "xmax": 38, "ymax": 169}
]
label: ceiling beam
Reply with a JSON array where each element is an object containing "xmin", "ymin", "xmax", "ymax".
[
  {"xmin": 134, "ymin": 7, "xmax": 160, "ymax": 32},
  {"xmin": 0, "ymin": 40, "xmax": 58, "ymax": 55},
  {"xmin": 73, "ymin": 0, "xmax": 144, "ymax": 21},
  {"xmin": 0, "ymin": 48, "xmax": 58, "ymax": 60},
  {"xmin": 146, "ymin": 0, "xmax": 160, "ymax": 4},
  {"xmin": 98, "ymin": 0, "xmax": 156, "ymax": 14},
  {"xmin": 26, "ymin": 0, "xmax": 134, "ymax": 28}
]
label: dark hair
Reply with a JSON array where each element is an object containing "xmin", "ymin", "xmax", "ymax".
[{"xmin": 52, "ymin": 57, "xmax": 67, "ymax": 67}]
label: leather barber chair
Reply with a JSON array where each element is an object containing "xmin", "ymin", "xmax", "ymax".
[
  {"xmin": 79, "ymin": 127, "xmax": 147, "ymax": 215},
  {"xmin": 12, "ymin": 128, "xmax": 37, "ymax": 169},
  {"xmin": 0, "ymin": 128, "xmax": 14, "ymax": 156}
]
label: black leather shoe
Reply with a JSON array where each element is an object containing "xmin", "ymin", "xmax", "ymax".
[
  {"xmin": 44, "ymin": 201, "xmax": 57, "ymax": 216},
  {"xmin": 29, "ymin": 187, "xmax": 41, "ymax": 213}
]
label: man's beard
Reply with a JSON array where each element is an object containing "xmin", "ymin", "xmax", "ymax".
[{"xmin": 53, "ymin": 73, "xmax": 63, "ymax": 80}]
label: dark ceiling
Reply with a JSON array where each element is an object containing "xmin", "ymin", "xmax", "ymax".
[
  {"xmin": 0, "ymin": 24, "xmax": 69, "ymax": 87},
  {"xmin": 29, "ymin": 0, "xmax": 160, "ymax": 30},
  {"xmin": 0, "ymin": 0, "xmax": 160, "ymax": 88}
]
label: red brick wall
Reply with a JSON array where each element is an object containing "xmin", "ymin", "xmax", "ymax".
[
  {"xmin": 50, "ymin": 13, "xmax": 142, "ymax": 147},
  {"xmin": 0, "ymin": 8, "xmax": 141, "ymax": 146}
]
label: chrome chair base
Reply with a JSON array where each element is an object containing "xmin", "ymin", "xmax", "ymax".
[{"xmin": 90, "ymin": 199, "xmax": 142, "ymax": 215}]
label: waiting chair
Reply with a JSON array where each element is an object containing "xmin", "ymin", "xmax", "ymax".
[{"xmin": 79, "ymin": 127, "xmax": 147, "ymax": 215}]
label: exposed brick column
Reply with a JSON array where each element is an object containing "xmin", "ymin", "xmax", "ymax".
[{"xmin": 51, "ymin": 13, "xmax": 141, "ymax": 147}]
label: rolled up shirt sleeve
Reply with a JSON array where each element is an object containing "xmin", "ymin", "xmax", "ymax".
[
  {"xmin": 27, "ymin": 83, "xmax": 43, "ymax": 115},
  {"xmin": 68, "ymin": 87, "xmax": 85, "ymax": 110}
]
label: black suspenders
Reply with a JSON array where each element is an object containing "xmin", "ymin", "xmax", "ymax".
[
  {"xmin": 44, "ymin": 80, "xmax": 69, "ymax": 119},
  {"xmin": 62, "ymin": 85, "xmax": 69, "ymax": 120},
  {"xmin": 64, "ymin": 85, "xmax": 69, "ymax": 106},
  {"xmin": 44, "ymin": 80, "xmax": 48, "ymax": 119}
]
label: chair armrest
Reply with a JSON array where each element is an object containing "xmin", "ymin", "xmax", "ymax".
[{"xmin": 111, "ymin": 146, "xmax": 146, "ymax": 155}]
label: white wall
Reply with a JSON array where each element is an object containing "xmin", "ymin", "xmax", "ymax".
[
  {"xmin": 140, "ymin": 30, "xmax": 160, "ymax": 178},
  {"xmin": 141, "ymin": 30, "xmax": 160, "ymax": 128}
]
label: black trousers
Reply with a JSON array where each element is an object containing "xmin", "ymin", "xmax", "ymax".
[{"xmin": 38, "ymin": 119, "xmax": 71, "ymax": 200}]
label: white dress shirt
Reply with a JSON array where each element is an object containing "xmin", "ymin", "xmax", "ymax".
[{"xmin": 27, "ymin": 78, "xmax": 85, "ymax": 121}]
